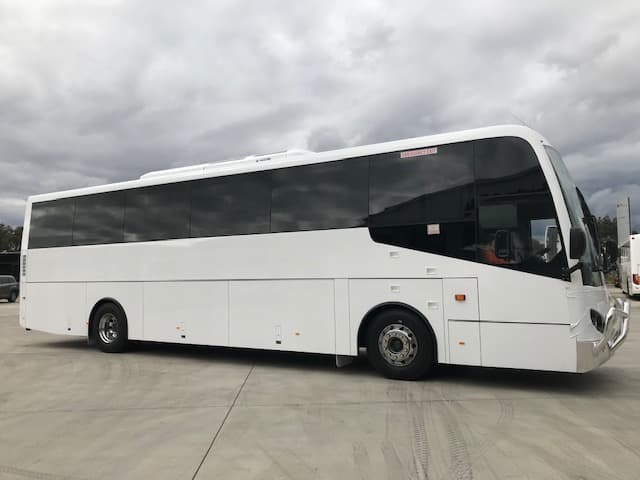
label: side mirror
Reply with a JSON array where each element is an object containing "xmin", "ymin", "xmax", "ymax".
[
  {"xmin": 494, "ymin": 230, "xmax": 511, "ymax": 259},
  {"xmin": 570, "ymin": 227, "xmax": 586, "ymax": 259}
]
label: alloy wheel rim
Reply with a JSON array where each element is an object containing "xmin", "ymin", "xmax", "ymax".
[
  {"xmin": 378, "ymin": 323, "xmax": 418, "ymax": 366},
  {"xmin": 98, "ymin": 313, "xmax": 119, "ymax": 344}
]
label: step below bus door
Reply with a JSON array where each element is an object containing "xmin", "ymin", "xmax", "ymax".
[{"xmin": 444, "ymin": 278, "xmax": 481, "ymax": 366}]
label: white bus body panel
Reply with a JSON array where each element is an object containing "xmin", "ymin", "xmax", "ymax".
[
  {"xmin": 21, "ymin": 228, "xmax": 588, "ymax": 371},
  {"xmin": 26, "ymin": 283, "xmax": 86, "ymax": 336},
  {"xmin": 143, "ymin": 281, "xmax": 228, "ymax": 346},
  {"xmin": 229, "ymin": 280, "xmax": 335, "ymax": 354},
  {"xmin": 480, "ymin": 323, "xmax": 575, "ymax": 371},
  {"xmin": 443, "ymin": 278, "xmax": 481, "ymax": 366},
  {"xmin": 448, "ymin": 321, "xmax": 481, "ymax": 366},
  {"xmin": 334, "ymin": 279, "xmax": 351, "ymax": 356}
]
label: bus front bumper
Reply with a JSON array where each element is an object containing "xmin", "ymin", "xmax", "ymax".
[{"xmin": 577, "ymin": 298, "xmax": 630, "ymax": 373}]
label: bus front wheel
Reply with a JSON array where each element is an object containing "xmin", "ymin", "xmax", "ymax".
[
  {"xmin": 92, "ymin": 303, "xmax": 128, "ymax": 353},
  {"xmin": 366, "ymin": 308, "xmax": 434, "ymax": 380}
]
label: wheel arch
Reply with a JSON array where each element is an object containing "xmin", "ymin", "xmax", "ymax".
[
  {"xmin": 356, "ymin": 301, "xmax": 438, "ymax": 362},
  {"xmin": 87, "ymin": 298, "xmax": 128, "ymax": 344}
]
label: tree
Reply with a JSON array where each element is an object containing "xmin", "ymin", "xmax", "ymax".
[
  {"xmin": 0, "ymin": 224, "xmax": 22, "ymax": 252},
  {"xmin": 595, "ymin": 215, "xmax": 617, "ymax": 242},
  {"xmin": 591, "ymin": 216, "xmax": 618, "ymax": 274}
]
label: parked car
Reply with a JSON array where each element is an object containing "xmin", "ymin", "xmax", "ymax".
[{"xmin": 0, "ymin": 275, "xmax": 19, "ymax": 303}]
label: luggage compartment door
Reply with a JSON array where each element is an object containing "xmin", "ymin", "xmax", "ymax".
[{"xmin": 444, "ymin": 278, "xmax": 480, "ymax": 365}]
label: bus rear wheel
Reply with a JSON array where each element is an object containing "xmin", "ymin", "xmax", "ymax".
[
  {"xmin": 366, "ymin": 308, "xmax": 434, "ymax": 380},
  {"xmin": 92, "ymin": 303, "xmax": 128, "ymax": 353}
]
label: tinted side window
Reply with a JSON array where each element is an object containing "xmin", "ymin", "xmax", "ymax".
[
  {"xmin": 72, "ymin": 191, "xmax": 125, "ymax": 245},
  {"xmin": 369, "ymin": 142, "xmax": 475, "ymax": 227},
  {"xmin": 368, "ymin": 142, "xmax": 476, "ymax": 260},
  {"xmin": 190, "ymin": 172, "xmax": 271, "ymax": 237},
  {"xmin": 475, "ymin": 137, "xmax": 544, "ymax": 195},
  {"xmin": 271, "ymin": 158, "xmax": 368, "ymax": 232},
  {"xmin": 124, "ymin": 183, "xmax": 190, "ymax": 242},
  {"xmin": 475, "ymin": 137, "xmax": 567, "ymax": 279},
  {"xmin": 29, "ymin": 199, "xmax": 75, "ymax": 248},
  {"xmin": 369, "ymin": 222, "xmax": 476, "ymax": 260}
]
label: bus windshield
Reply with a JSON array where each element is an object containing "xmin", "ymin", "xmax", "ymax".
[{"xmin": 545, "ymin": 146, "xmax": 603, "ymax": 287}]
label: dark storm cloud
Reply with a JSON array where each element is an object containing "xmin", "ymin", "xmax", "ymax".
[
  {"xmin": 195, "ymin": 103, "xmax": 311, "ymax": 158},
  {"xmin": 307, "ymin": 127, "xmax": 347, "ymax": 152},
  {"xmin": 0, "ymin": 0, "xmax": 639, "ymax": 231}
]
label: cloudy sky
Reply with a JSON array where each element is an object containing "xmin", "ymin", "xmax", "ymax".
[{"xmin": 1, "ymin": 0, "xmax": 639, "ymax": 231}]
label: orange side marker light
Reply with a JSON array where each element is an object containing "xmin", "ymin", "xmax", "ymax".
[{"xmin": 454, "ymin": 294, "xmax": 466, "ymax": 301}]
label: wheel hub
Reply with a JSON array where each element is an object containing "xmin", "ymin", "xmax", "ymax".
[
  {"xmin": 378, "ymin": 323, "xmax": 418, "ymax": 366},
  {"xmin": 98, "ymin": 313, "xmax": 119, "ymax": 344}
]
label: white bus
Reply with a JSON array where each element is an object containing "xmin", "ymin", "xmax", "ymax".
[
  {"xmin": 19, "ymin": 125, "xmax": 630, "ymax": 379},
  {"xmin": 620, "ymin": 234, "xmax": 639, "ymax": 298}
]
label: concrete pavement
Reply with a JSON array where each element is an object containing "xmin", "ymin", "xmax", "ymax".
[{"xmin": 1, "ymin": 292, "xmax": 639, "ymax": 479}]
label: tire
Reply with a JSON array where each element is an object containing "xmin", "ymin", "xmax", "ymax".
[
  {"xmin": 366, "ymin": 308, "xmax": 435, "ymax": 380},
  {"xmin": 92, "ymin": 302, "xmax": 128, "ymax": 353},
  {"xmin": 8, "ymin": 291, "xmax": 17, "ymax": 303}
]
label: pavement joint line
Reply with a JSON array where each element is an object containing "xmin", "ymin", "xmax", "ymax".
[{"xmin": 191, "ymin": 363, "xmax": 255, "ymax": 480}]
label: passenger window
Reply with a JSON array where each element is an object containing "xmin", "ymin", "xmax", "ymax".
[
  {"xmin": 73, "ymin": 191, "xmax": 125, "ymax": 245},
  {"xmin": 368, "ymin": 142, "xmax": 476, "ymax": 260},
  {"xmin": 124, "ymin": 183, "xmax": 190, "ymax": 242},
  {"xmin": 369, "ymin": 222, "xmax": 476, "ymax": 261},
  {"xmin": 271, "ymin": 158, "xmax": 369, "ymax": 232},
  {"xmin": 190, "ymin": 172, "xmax": 271, "ymax": 237},
  {"xmin": 369, "ymin": 142, "xmax": 475, "ymax": 226},
  {"xmin": 29, "ymin": 199, "xmax": 75, "ymax": 248}
]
